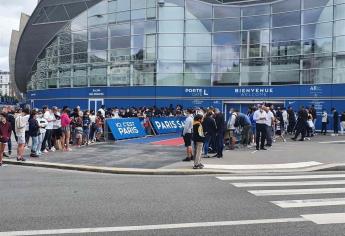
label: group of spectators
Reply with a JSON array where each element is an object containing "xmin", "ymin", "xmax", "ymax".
[
  {"xmin": 180, "ymin": 104, "xmax": 345, "ymax": 169},
  {"xmin": 0, "ymin": 106, "xmax": 107, "ymax": 166}
]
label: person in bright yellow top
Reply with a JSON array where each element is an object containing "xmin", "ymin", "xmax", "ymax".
[{"xmin": 193, "ymin": 114, "xmax": 205, "ymax": 169}]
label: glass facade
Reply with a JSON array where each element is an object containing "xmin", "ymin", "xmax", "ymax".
[{"xmin": 28, "ymin": 0, "xmax": 345, "ymax": 90}]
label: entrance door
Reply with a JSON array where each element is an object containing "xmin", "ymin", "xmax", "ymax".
[
  {"xmin": 30, "ymin": 100, "xmax": 35, "ymax": 109},
  {"xmin": 89, "ymin": 99, "xmax": 104, "ymax": 112}
]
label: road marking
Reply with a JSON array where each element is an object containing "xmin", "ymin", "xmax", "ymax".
[
  {"xmin": 217, "ymin": 174, "xmax": 345, "ymax": 181},
  {"xmin": 249, "ymin": 188, "xmax": 345, "ymax": 196},
  {"xmin": 301, "ymin": 213, "xmax": 345, "ymax": 224},
  {"xmin": 319, "ymin": 140, "xmax": 345, "ymax": 144},
  {"xmin": 204, "ymin": 162, "xmax": 322, "ymax": 170},
  {"xmin": 272, "ymin": 198, "xmax": 345, "ymax": 208},
  {"xmin": 0, "ymin": 218, "xmax": 307, "ymax": 235},
  {"xmin": 232, "ymin": 180, "xmax": 345, "ymax": 187}
]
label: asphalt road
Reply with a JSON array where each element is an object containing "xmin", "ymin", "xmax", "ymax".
[{"xmin": 0, "ymin": 166, "xmax": 345, "ymax": 235}]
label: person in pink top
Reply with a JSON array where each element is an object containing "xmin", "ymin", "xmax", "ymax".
[{"xmin": 60, "ymin": 107, "xmax": 72, "ymax": 151}]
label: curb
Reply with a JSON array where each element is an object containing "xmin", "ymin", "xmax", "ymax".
[{"xmin": 3, "ymin": 159, "xmax": 345, "ymax": 175}]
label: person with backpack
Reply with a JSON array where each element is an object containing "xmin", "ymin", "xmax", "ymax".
[
  {"xmin": 0, "ymin": 113, "xmax": 12, "ymax": 166},
  {"xmin": 15, "ymin": 108, "xmax": 30, "ymax": 161},
  {"xmin": 28, "ymin": 110, "xmax": 40, "ymax": 158}
]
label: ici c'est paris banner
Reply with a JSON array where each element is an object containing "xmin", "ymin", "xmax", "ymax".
[
  {"xmin": 106, "ymin": 118, "xmax": 146, "ymax": 140},
  {"xmin": 150, "ymin": 117, "xmax": 187, "ymax": 134}
]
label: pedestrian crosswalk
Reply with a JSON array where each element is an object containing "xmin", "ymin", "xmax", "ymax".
[{"xmin": 216, "ymin": 173, "xmax": 345, "ymax": 224}]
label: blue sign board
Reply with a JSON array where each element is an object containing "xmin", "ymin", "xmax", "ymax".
[
  {"xmin": 106, "ymin": 118, "xmax": 146, "ymax": 140},
  {"xmin": 150, "ymin": 117, "xmax": 187, "ymax": 134}
]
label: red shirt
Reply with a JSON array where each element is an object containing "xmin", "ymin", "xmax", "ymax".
[{"xmin": 0, "ymin": 122, "xmax": 11, "ymax": 143}]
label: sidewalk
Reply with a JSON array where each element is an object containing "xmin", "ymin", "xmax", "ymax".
[{"xmin": 3, "ymin": 134, "xmax": 345, "ymax": 174}]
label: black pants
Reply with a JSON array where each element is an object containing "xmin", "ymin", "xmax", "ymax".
[
  {"xmin": 256, "ymin": 123, "xmax": 266, "ymax": 149},
  {"xmin": 334, "ymin": 122, "xmax": 339, "ymax": 134},
  {"xmin": 216, "ymin": 132, "xmax": 224, "ymax": 156},
  {"xmin": 294, "ymin": 123, "xmax": 307, "ymax": 140},
  {"xmin": 321, "ymin": 122, "xmax": 327, "ymax": 134},
  {"xmin": 41, "ymin": 129, "xmax": 53, "ymax": 151}
]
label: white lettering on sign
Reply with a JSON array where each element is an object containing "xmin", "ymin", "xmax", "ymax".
[
  {"xmin": 89, "ymin": 89, "xmax": 105, "ymax": 96},
  {"xmin": 185, "ymin": 88, "xmax": 209, "ymax": 97},
  {"xmin": 116, "ymin": 121, "xmax": 139, "ymax": 135},
  {"xmin": 155, "ymin": 120, "xmax": 185, "ymax": 130},
  {"xmin": 234, "ymin": 88, "xmax": 274, "ymax": 97}
]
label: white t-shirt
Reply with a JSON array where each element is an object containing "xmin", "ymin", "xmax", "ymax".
[
  {"xmin": 282, "ymin": 110, "xmax": 288, "ymax": 122},
  {"xmin": 98, "ymin": 108, "xmax": 105, "ymax": 117},
  {"xmin": 183, "ymin": 115, "xmax": 193, "ymax": 135},
  {"xmin": 266, "ymin": 111, "xmax": 274, "ymax": 126},
  {"xmin": 253, "ymin": 110, "xmax": 267, "ymax": 124},
  {"xmin": 44, "ymin": 111, "xmax": 55, "ymax": 130},
  {"xmin": 322, "ymin": 112, "xmax": 328, "ymax": 123}
]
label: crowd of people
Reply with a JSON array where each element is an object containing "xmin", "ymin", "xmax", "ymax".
[{"xmin": 181, "ymin": 105, "xmax": 345, "ymax": 169}]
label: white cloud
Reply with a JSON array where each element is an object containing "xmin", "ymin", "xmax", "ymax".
[{"xmin": 0, "ymin": 0, "xmax": 37, "ymax": 71}]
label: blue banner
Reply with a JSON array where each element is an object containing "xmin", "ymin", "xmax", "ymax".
[
  {"xmin": 150, "ymin": 117, "xmax": 187, "ymax": 134},
  {"xmin": 106, "ymin": 118, "xmax": 146, "ymax": 140}
]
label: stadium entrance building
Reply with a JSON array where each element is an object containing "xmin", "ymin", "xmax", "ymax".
[{"xmin": 15, "ymin": 0, "xmax": 345, "ymax": 128}]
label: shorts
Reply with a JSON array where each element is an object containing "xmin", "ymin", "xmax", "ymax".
[
  {"xmin": 276, "ymin": 130, "xmax": 282, "ymax": 136},
  {"xmin": 183, "ymin": 133, "xmax": 192, "ymax": 147},
  {"xmin": 61, "ymin": 126, "xmax": 70, "ymax": 134},
  {"xmin": 17, "ymin": 135, "xmax": 26, "ymax": 144},
  {"xmin": 96, "ymin": 127, "xmax": 103, "ymax": 134},
  {"xmin": 53, "ymin": 128, "xmax": 62, "ymax": 140}
]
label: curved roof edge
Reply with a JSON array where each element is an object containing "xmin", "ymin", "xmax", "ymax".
[{"xmin": 15, "ymin": 0, "xmax": 102, "ymax": 93}]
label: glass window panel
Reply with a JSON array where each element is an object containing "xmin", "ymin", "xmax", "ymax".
[
  {"xmin": 44, "ymin": 5, "xmax": 69, "ymax": 22},
  {"xmin": 271, "ymin": 70, "xmax": 300, "ymax": 85},
  {"xmin": 241, "ymin": 44, "xmax": 269, "ymax": 58},
  {"xmin": 159, "ymin": 34, "xmax": 183, "ymax": 46},
  {"xmin": 110, "ymin": 23, "xmax": 130, "ymax": 37},
  {"xmin": 302, "ymin": 56, "xmax": 333, "ymax": 69},
  {"xmin": 304, "ymin": 0, "xmax": 333, "ymax": 9},
  {"xmin": 272, "ymin": 11, "xmax": 301, "ymax": 27},
  {"xmin": 88, "ymin": 14, "xmax": 107, "ymax": 27},
  {"xmin": 272, "ymin": 0, "xmax": 301, "ymax": 13},
  {"xmin": 272, "ymin": 26, "xmax": 301, "ymax": 42},
  {"xmin": 111, "ymin": 36, "xmax": 131, "ymax": 49},
  {"xmin": 88, "ymin": 1, "xmax": 107, "ymax": 16},
  {"xmin": 59, "ymin": 44, "xmax": 71, "ymax": 55},
  {"xmin": 131, "ymin": 9, "xmax": 146, "ymax": 21},
  {"xmin": 213, "ymin": 59, "xmax": 240, "ymax": 73},
  {"xmin": 90, "ymin": 66, "xmax": 107, "ymax": 86},
  {"xmin": 90, "ymin": 38, "xmax": 108, "ymax": 50},
  {"xmin": 166, "ymin": 0, "xmax": 184, "ymax": 6},
  {"xmin": 271, "ymin": 56, "xmax": 300, "ymax": 71},
  {"xmin": 241, "ymin": 30, "xmax": 269, "ymax": 45},
  {"xmin": 302, "ymin": 68, "xmax": 332, "ymax": 84},
  {"xmin": 241, "ymin": 59, "xmax": 269, "ymax": 72},
  {"xmin": 73, "ymin": 30, "xmax": 87, "ymax": 42},
  {"xmin": 334, "ymin": 68, "xmax": 345, "ymax": 83},
  {"xmin": 132, "ymin": 21, "xmax": 156, "ymax": 34},
  {"xmin": 147, "ymin": 8, "xmax": 156, "ymax": 19},
  {"xmin": 335, "ymin": 20, "xmax": 345, "ymax": 36},
  {"xmin": 48, "ymin": 78, "xmax": 58, "ymax": 89},
  {"xmin": 159, "ymin": 7, "xmax": 184, "ymax": 20},
  {"xmin": 213, "ymin": 32, "xmax": 240, "ymax": 46},
  {"xmin": 242, "ymin": 5, "xmax": 270, "ymax": 16},
  {"xmin": 159, "ymin": 47, "xmax": 183, "ymax": 60},
  {"xmin": 109, "ymin": 48, "xmax": 131, "ymax": 61},
  {"xmin": 117, "ymin": 11, "xmax": 131, "ymax": 23},
  {"xmin": 186, "ymin": 20, "xmax": 212, "ymax": 33},
  {"xmin": 109, "ymin": 65, "xmax": 130, "ymax": 85},
  {"xmin": 243, "ymin": 16, "xmax": 270, "ymax": 30},
  {"xmin": 157, "ymin": 73, "xmax": 184, "ymax": 86},
  {"xmin": 212, "ymin": 73, "xmax": 240, "ymax": 86},
  {"xmin": 214, "ymin": 18, "xmax": 240, "ymax": 32},
  {"xmin": 71, "ymin": 12, "xmax": 87, "ymax": 31},
  {"xmin": 303, "ymin": 22, "xmax": 333, "ymax": 39},
  {"xmin": 303, "ymin": 38, "xmax": 332, "ymax": 54},
  {"xmin": 60, "ymin": 55, "xmax": 71, "ymax": 65},
  {"xmin": 241, "ymin": 71, "xmax": 269, "ymax": 85},
  {"xmin": 89, "ymin": 50, "xmax": 107, "ymax": 63},
  {"xmin": 59, "ymin": 76, "xmax": 71, "ymax": 88},
  {"xmin": 108, "ymin": 0, "xmax": 117, "ymax": 13},
  {"xmin": 335, "ymin": 4, "xmax": 345, "ymax": 20},
  {"xmin": 186, "ymin": 34, "xmax": 211, "ymax": 46},
  {"xmin": 158, "ymin": 62, "xmax": 183, "ymax": 73},
  {"xmin": 335, "ymin": 54, "xmax": 345, "ymax": 68},
  {"xmin": 146, "ymin": 47, "xmax": 156, "ymax": 60},
  {"xmin": 213, "ymin": 46, "xmax": 240, "ymax": 60},
  {"xmin": 271, "ymin": 41, "xmax": 302, "ymax": 56},
  {"xmin": 159, "ymin": 20, "xmax": 183, "ymax": 33},
  {"xmin": 131, "ymin": 0, "xmax": 146, "ymax": 9},
  {"xmin": 89, "ymin": 27, "xmax": 107, "ymax": 39},
  {"xmin": 186, "ymin": 0, "xmax": 212, "ymax": 19},
  {"xmin": 184, "ymin": 73, "xmax": 211, "ymax": 86},
  {"xmin": 336, "ymin": 0, "xmax": 345, "ymax": 4},
  {"xmin": 118, "ymin": 0, "xmax": 130, "ymax": 11},
  {"xmin": 303, "ymin": 7, "xmax": 333, "ymax": 23},
  {"xmin": 73, "ymin": 53, "xmax": 87, "ymax": 64},
  {"xmin": 214, "ymin": 6, "xmax": 240, "ymax": 18},
  {"xmin": 335, "ymin": 36, "xmax": 345, "ymax": 51},
  {"xmin": 132, "ymin": 35, "xmax": 144, "ymax": 48},
  {"xmin": 185, "ymin": 47, "xmax": 212, "ymax": 61}
]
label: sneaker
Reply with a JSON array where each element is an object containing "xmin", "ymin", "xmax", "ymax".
[
  {"xmin": 193, "ymin": 165, "xmax": 200, "ymax": 169},
  {"xmin": 283, "ymin": 139, "xmax": 287, "ymax": 142},
  {"xmin": 37, "ymin": 151, "xmax": 42, "ymax": 156},
  {"xmin": 183, "ymin": 157, "xmax": 191, "ymax": 162},
  {"xmin": 30, "ymin": 154, "xmax": 39, "ymax": 158},
  {"xmin": 43, "ymin": 149, "xmax": 49, "ymax": 153},
  {"xmin": 50, "ymin": 147, "xmax": 56, "ymax": 152},
  {"xmin": 199, "ymin": 163, "xmax": 204, "ymax": 168},
  {"xmin": 3, "ymin": 153, "xmax": 9, "ymax": 158}
]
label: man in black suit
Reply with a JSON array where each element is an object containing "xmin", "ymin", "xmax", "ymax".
[{"xmin": 213, "ymin": 109, "xmax": 226, "ymax": 158}]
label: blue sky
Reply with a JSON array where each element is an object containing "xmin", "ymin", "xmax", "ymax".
[{"xmin": 0, "ymin": 0, "xmax": 37, "ymax": 71}]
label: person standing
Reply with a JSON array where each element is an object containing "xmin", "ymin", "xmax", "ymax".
[
  {"xmin": 265, "ymin": 107, "xmax": 275, "ymax": 147},
  {"xmin": 42, "ymin": 107, "xmax": 56, "ymax": 153},
  {"xmin": 202, "ymin": 111, "xmax": 216, "ymax": 158},
  {"xmin": 332, "ymin": 108, "xmax": 339, "ymax": 135},
  {"xmin": 310, "ymin": 105, "xmax": 317, "ymax": 135},
  {"xmin": 282, "ymin": 107, "xmax": 288, "ymax": 133},
  {"xmin": 182, "ymin": 109, "xmax": 194, "ymax": 162},
  {"xmin": 36, "ymin": 111, "xmax": 48, "ymax": 156},
  {"xmin": 291, "ymin": 106, "xmax": 308, "ymax": 141},
  {"xmin": 0, "ymin": 113, "xmax": 12, "ymax": 166},
  {"xmin": 28, "ymin": 110, "xmax": 40, "ymax": 158},
  {"xmin": 340, "ymin": 111, "xmax": 345, "ymax": 135},
  {"xmin": 287, "ymin": 107, "xmax": 296, "ymax": 134},
  {"xmin": 214, "ymin": 109, "xmax": 225, "ymax": 158},
  {"xmin": 321, "ymin": 110, "xmax": 328, "ymax": 135},
  {"xmin": 15, "ymin": 108, "xmax": 30, "ymax": 161},
  {"xmin": 227, "ymin": 109, "xmax": 238, "ymax": 150},
  {"xmin": 253, "ymin": 105, "xmax": 268, "ymax": 151},
  {"xmin": 192, "ymin": 114, "xmax": 205, "ymax": 169},
  {"xmin": 234, "ymin": 110, "xmax": 252, "ymax": 147},
  {"xmin": 61, "ymin": 107, "xmax": 72, "ymax": 152}
]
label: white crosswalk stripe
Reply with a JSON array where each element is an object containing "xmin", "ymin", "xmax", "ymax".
[{"xmin": 216, "ymin": 173, "xmax": 345, "ymax": 224}]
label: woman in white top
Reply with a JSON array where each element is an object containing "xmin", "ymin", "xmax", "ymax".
[{"xmin": 321, "ymin": 110, "xmax": 328, "ymax": 135}]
